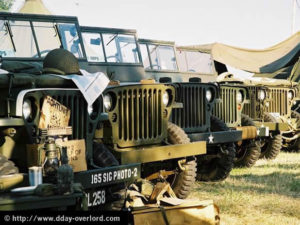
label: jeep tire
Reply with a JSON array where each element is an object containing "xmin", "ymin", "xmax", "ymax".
[
  {"xmin": 260, "ymin": 113, "xmax": 283, "ymax": 159},
  {"xmin": 197, "ymin": 116, "xmax": 235, "ymax": 182},
  {"xmin": 93, "ymin": 143, "xmax": 126, "ymax": 211},
  {"xmin": 0, "ymin": 154, "xmax": 19, "ymax": 176},
  {"xmin": 234, "ymin": 114, "xmax": 261, "ymax": 167},
  {"xmin": 167, "ymin": 122, "xmax": 197, "ymax": 199},
  {"xmin": 284, "ymin": 110, "xmax": 300, "ymax": 151}
]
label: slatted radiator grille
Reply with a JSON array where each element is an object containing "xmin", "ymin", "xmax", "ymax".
[
  {"xmin": 171, "ymin": 84, "xmax": 207, "ymax": 132},
  {"xmin": 213, "ymin": 87, "xmax": 238, "ymax": 125},
  {"xmin": 52, "ymin": 94, "xmax": 88, "ymax": 140},
  {"xmin": 266, "ymin": 88, "xmax": 288, "ymax": 116},
  {"xmin": 117, "ymin": 88, "xmax": 163, "ymax": 141},
  {"xmin": 242, "ymin": 86, "xmax": 258, "ymax": 119}
]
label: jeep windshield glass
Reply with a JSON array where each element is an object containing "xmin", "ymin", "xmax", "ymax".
[
  {"xmin": 103, "ymin": 33, "xmax": 139, "ymax": 63},
  {"xmin": 83, "ymin": 31, "xmax": 140, "ymax": 64},
  {"xmin": 139, "ymin": 43, "xmax": 151, "ymax": 69},
  {"xmin": 82, "ymin": 32, "xmax": 105, "ymax": 62},
  {"xmin": 176, "ymin": 50, "xmax": 214, "ymax": 74},
  {"xmin": 0, "ymin": 19, "xmax": 83, "ymax": 59},
  {"xmin": 0, "ymin": 20, "xmax": 38, "ymax": 57},
  {"xmin": 33, "ymin": 22, "xmax": 61, "ymax": 57},
  {"xmin": 57, "ymin": 23, "xmax": 83, "ymax": 58},
  {"xmin": 140, "ymin": 43, "xmax": 177, "ymax": 71}
]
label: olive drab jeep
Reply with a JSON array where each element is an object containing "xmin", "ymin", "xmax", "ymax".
[
  {"xmin": 240, "ymin": 79, "xmax": 299, "ymax": 152},
  {"xmin": 189, "ymin": 39, "xmax": 300, "ymax": 155},
  {"xmin": 222, "ymin": 38, "xmax": 299, "ymax": 153},
  {"xmin": 0, "ymin": 12, "xmax": 130, "ymax": 210},
  {"xmin": 174, "ymin": 45, "xmax": 267, "ymax": 167},
  {"xmin": 252, "ymin": 57, "xmax": 300, "ymax": 150},
  {"xmin": 0, "ymin": 12, "xmax": 208, "ymax": 211},
  {"xmin": 138, "ymin": 39, "xmax": 243, "ymax": 181},
  {"xmin": 79, "ymin": 25, "xmax": 209, "ymax": 200}
]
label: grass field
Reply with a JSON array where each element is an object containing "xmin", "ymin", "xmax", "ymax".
[{"xmin": 189, "ymin": 152, "xmax": 300, "ymax": 225}]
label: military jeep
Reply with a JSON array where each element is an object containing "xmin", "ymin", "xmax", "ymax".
[
  {"xmin": 174, "ymin": 45, "xmax": 263, "ymax": 167},
  {"xmin": 79, "ymin": 25, "xmax": 210, "ymax": 199},
  {"xmin": 0, "ymin": 12, "xmax": 208, "ymax": 211},
  {"xmin": 251, "ymin": 56, "xmax": 300, "ymax": 150},
  {"xmin": 0, "ymin": 12, "xmax": 133, "ymax": 210},
  {"xmin": 190, "ymin": 40, "xmax": 300, "ymax": 155},
  {"xmin": 137, "ymin": 39, "xmax": 243, "ymax": 181}
]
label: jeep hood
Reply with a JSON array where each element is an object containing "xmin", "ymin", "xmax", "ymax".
[{"xmin": 217, "ymin": 72, "xmax": 298, "ymax": 88}]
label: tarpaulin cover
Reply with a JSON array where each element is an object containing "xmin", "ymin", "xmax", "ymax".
[
  {"xmin": 252, "ymin": 60, "xmax": 300, "ymax": 82},
  {"xmin": 183, "ymin": 31, "xmax": 300, "ymax": 74}
]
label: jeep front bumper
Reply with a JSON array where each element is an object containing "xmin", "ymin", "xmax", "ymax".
[
  {"xmin": 119, "ymin": 141, "xmax": 206, "ymax": 164},
  {"xmin": 254, "ymin": 122, "xmax": 290, "ymax": 132},
  {"xmin": 188, "ymin": 130, "xmax": 242, "ymax": 144},
  {"xmin": 0, "ymin": 118, "xmax": 24, "ymax": 126}
]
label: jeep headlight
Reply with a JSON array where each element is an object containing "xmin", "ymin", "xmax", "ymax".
[
  {"xmin": 258, "ymin": 90, "xmax": 266, "ymax": 100},
  {"xmin": 23, "ymin": 99, "xmax": 32, "ymax": 120},
  {"xmin": 206, "ymin": 89, "xmax": 212, "ymax": 102},
  {"xmin": 163, "ymin": 91, "xmax": 169, "ymax": 106},
  {"xmin": 237, "ymin": 91, "xmax": 243, "ymax": 104},
  {"xmin": 288, "ymin": 90, "xmax": 294, "ymax": 100},
  {"xmin": 103, "ymin": 94, "xmax": 112, "ymax": 111}
]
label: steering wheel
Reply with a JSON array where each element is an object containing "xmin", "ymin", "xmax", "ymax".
[
  {"xmin": 151, "ymin": 64, "xmax": 161, "ymax": 70},
  {"xmin": 106, "ymin": 54, "xmax": 121, "ymax": 63}
]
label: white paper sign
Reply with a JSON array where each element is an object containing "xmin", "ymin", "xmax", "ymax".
[{"xmin": 52, "ymin": 69, "xmax": 109, "ymax": 106}]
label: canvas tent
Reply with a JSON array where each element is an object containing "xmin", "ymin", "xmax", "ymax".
[
  {"xmin": 183, "ymin": 32, "xmax": 300, "ymax": 82},
  {"xmin": 19, "ymin": 0, "xmax": 51, "ymax": 14},
  {"xmin": 185, "ymin": 32, "xmax": 300, "ymax": 74}
]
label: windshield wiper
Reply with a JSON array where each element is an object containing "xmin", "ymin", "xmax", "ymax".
[
  {"xmin": 120, "ymin": 42, "xmax": 130, "ymax": 48},
  {"xmin": 106, "ymin": 33, "xmax": 118, "ymax": 46},
  {"xmin": 5, "ymin": 21, "xmax": 16, "ymax": 52},
  {"xmin": 149, "ymin": 45, "xmax": 158, "ymax": 55},
  {"xmin": 54, "ymin": 24, "xmax": 63, "ymax": 49}
]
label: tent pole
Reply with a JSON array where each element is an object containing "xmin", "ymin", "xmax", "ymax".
[{"xmin": 292, "ymin": 0, "xmax": 297, "ymax": 34}]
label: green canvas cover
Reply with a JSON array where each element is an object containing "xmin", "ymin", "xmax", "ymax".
[
  {"xmin": 252, "ymin": 59, "xmax": 300, "ymax": 83},
  {"xmin": 184, "ymin": 31, "xmax": 300, "ymax": 74},
  {"xmin": 289, "ymin": 58, "xmax": 300, "ymax": 82},
  {"xmin": 0, "ymin": 61, "xmax": 75, "ymax": 88}
]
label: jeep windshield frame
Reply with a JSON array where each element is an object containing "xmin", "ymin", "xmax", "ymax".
[
  {"xmin": 80, "ymin": 26, "xmax": 143, "ymax": 66},
  {"xmin": 138, "ymin": 39, "xmax": 179, "ymax": 72},
  {"xmin": 0, "ymin": 12, "xmax": 86, "ymax": 61}
]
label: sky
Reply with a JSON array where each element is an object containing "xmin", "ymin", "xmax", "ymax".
[
  {"xmin": 10, "ymin": 0, "xmax": 299, "ymax": 77},
  {"xmin": 38, "ymin": 0, "xmax": 300, "ymax": 49}
]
